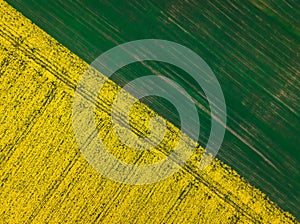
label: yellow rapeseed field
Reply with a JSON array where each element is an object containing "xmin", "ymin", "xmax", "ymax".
[{"xmin": 0, "ymin": 0, "xmax": 297, "ymax": 223}]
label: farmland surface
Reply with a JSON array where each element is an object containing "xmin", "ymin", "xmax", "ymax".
[{"xmin": 1, "ymin": 0, "xmax": 300, "ymax": 222}]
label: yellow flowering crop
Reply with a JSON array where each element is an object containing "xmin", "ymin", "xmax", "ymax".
[{"xmin": 0, "ymin": 1, "xmax": 296, "ymax": 223}]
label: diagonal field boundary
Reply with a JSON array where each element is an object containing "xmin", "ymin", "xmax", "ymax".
[{"xmin": 0, "ymin": 1, "xmax": 297, "ymax": 223}]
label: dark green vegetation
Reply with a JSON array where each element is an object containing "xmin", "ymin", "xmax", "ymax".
[{"xmin": 6, "ymin": 0, "xmax": 299, "ymax": 218}]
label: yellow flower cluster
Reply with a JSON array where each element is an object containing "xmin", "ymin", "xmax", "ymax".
[{"xmin": 0, "ymin": 0, "xmax": 296, "ymax": 223}]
